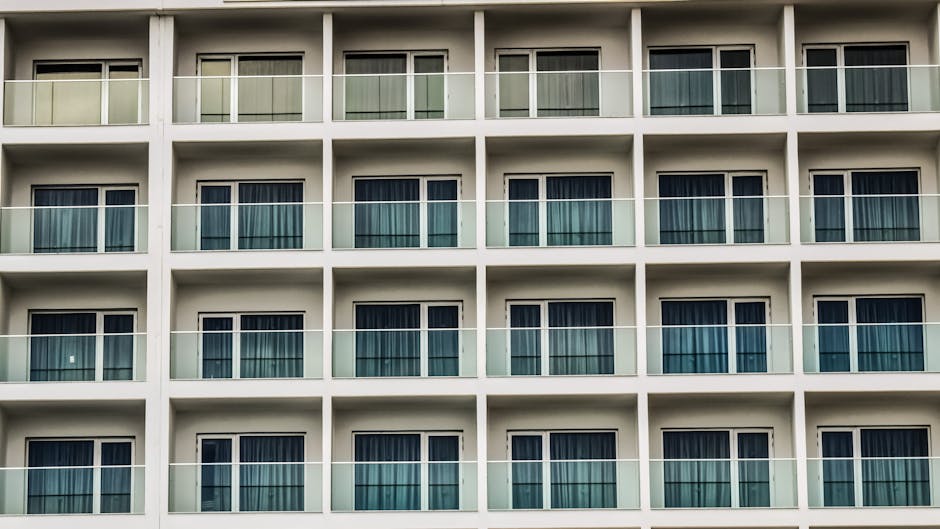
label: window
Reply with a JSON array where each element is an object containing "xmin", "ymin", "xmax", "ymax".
[
  {"xmin": 509, "ymin": 430, "xmax": 616, "ymax": 509},
  {"xmin": 29, "ymin": 310, "xmax": 137, "ymax": 382},
  {"xmin": 198, "ymin": 54, "xmax": 303, "ymax": 122},
  {"xmin": 814, "ymin": 296, "xmax": 924, "ymax": 372},
  {"xmin": 819, "ymin": 427, "xmax": 929, "ymax": 507},
  {"xmin": 661, "ymin": 298, "xmax": 769, "ymax": 374},
  {"xmin": 353, "ymin": 432, "xmax": 462, "ymax": 511},
  {"xmin": 27, "ymin": 437, "xmax": 134, "ymax": 514},
  {"xmin": 662, "ymin": 429, "xmax": 772, "ymax": 508},
  {"xmin": 199, "ymin": 313, "xmax": 304, "ymax": 379},
  {"xmin": 343, "ymin": 52, "xmax": 446, "ymax": 120},
  {"xmin": 812, "ymin": 169, "xmax": 920, "ymax": 242},
  {"xmin": 198, "ymin": 180, "xmax": 304, "ymax": 251},
  {"xmin": 198, "ymin": 434, "xmax": 305, "ymax": 512},
  {"xmin": 354, "ymin": 302, "xmax": 462, "ymax": 377},
  {"xmin": 497, "ymin": 49, "xmax": 600, "ymax": 117},
  {"xmin": 353, "ymin": 176, "xmax": 460, "ymax": 248},
  {"xmin": 507, "ymin": 174, "xmax": 613, "ymax": 246},
  {"xmin": 32, "ymin": 186, "xmax": 138, "ymax": 254},
  {"xmin": 507, "ymin": 300, "xmax": 615, "ymax": 376},
  {"xmin": 648, "ymin": 47, "xmax": 754, "ymax": 115},
  {"xmin": 804, "ymin": 44, "xmax": 909, "ymax": 113},
  {"xmin": 33, "ymin": 60, "xmax": 143, "ymax": 125},
  {"xmin": 658, "ymin": 172, "xmax": 766, "ymax": 244}
]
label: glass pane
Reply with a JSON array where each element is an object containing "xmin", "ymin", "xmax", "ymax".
[
  {"xmin": 855, "ymin": 297, "xmax": 924, "ymax": 372},
  {"xmin": 662, "ymin": 300, "xmax": 729, "ymax": 374},
  {"xmin": 813, "ymin": 174, "xmax": 845, "ymax": 242},
  {"xmin": 719, "ymin": 50, "xmax": 752, "ymax": 115},
  {"xmin": 429, "ymin": 436, "xmax": 460, "ymax": 510},
  {"xmin": 817, "ymin": 301, "xmax": 850, "ymax": 372},
  {"xmin": 414, "ymin": 55, "xmax": 445, "ymax": 119},
  {"xmin": 510, "ymin": 305, "xmax": 541, "ymax": 376},
  {"xmin": 100, "ymin": 442, "xmax": 132, "ymax": 513},
  {"xmin": 549, "ymin": 432, "xmax": 616, "ymax": 508},
  {"xmin": 546, "ymin": 175, "xmax": 612, "ymax": 246},
  {"xmin": 535, "ymin": 50, "xmax": 599, "ymax": 117},
  {"xmin": 35, "ymin": 63, "xmax": 103, "ymax": 125},
  {"xmin": 822, "ymin": 431, "xmax": 855, "ymax": 507},
  {"xmin": 199, "ymin": 186, "xmax": 232, "ymax": 250},
  {"xmin": 499, "ymin": 54, "xmax": 530, "ymax": 117},
  {"xmin": 237, "ymin": 55, "xmax": 303, "ymax": 122},
  {"xmin": 345, "ymin": 54, "xmax": 407, "ymax": 120},
  {"xmin": 201, "ymin": 317, "xmax": 233, "ymax": 378},
  {"xmin": 428, "ymin": 305, "xmax": 459, "ymax": 376},
  {"xmin": 355, "ymin": 304, "xmax": 421, "ymax": 376},
  {"xmin": 508, "ymin": 179, "xmax": 539, "ymax": 246},
  {"xmin": 29, "ymin": 312, "xmax": 97, "ymax": 381},
  {"xmin": 103, "ymin": 314, "xmax": 135, "ymax": 381},
  {"xmin": 737, "ymin": 433, "xmax": 770, "ymax": 507},
  {"xmin": 107, "ymin": 64, "xmax": 141, "ymax": 124},
  {"xmin": 662, "ymin": 431, "xmax": 731, "ymax": 508},
  {"xmin": 806, "ymin": 49, "xmax": 838, "ymax": 113},
  {"xmin": 105, "ymin": 189, "xmax": 136, "ymax": 252},
  {"xmin": 511, "ymin": 435, "xmax": 543, "ymax": 509},
  {"xmin": 851, "ymin": 170, "xmax": 920, "ymax": 242},
  {"xmin": 732, "ymin": 175, "xmax": 764, "ymax": 243},
  {"xmin": 354, "ymin": 178, "xmax": 420, "ymax": 248},
  {"xmin": 860, "ymin": 428, "xmax": 929, "ymax": 506},
  {"xmin": 237, "ymin": 182, "xmax": 303, "ymax": 250},
  {"xmin": 548, "ymin": 301, "xmax": 614, "ymax": 375},
  {"xmin": 649, "ymin": 49, "xmax": 714, "ymax": 115},
  {"xmin": 427, "ymin": 180, "xmax": 458, "ymax": 248},
  {"xmin": 200, "ymin": 59, "xmax": 232, "ymax": 122},
  {"xmin": 239, "ymin": 314, "xmax": 304, "ymax": 378},
  {"xmin": 200, "ymin": 438, "xmax": 232, "ymax": 512},
  {"xmin": 27, "ymin": 440, "xmax": 95, "ymax": 514},
  {"xmin": 33, "ymin": 188, "xmax": 99, "ymax": 253},
  {"xmin": 658, "ymin": 174, "xmax": 726, "ymax": 244},
  {"xmin": 844, "ymin": 45, "xmax": 909, "ymax": 112},
  {"xmin": 239, "ymin": 435, "xmax": 304, "ymax": 511},
  {"xmin": 354, "ymin": 434, "xmax": 420, "ymax": 510}
]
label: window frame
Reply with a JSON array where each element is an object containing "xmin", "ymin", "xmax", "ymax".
[
  {"xmin": 30, "ymin": 184, "xmax": 140, "ymax": 253},
  {"xmin": 351, "ymin": 175, "xmax": 462, "ymax": 248},
  {"xmin": 646, "ymin": 45, "xmax": 757, "ymax": 116},
  {"xmin": 27, "ymin": 309, "xmax": 138, "ymax": 381},
  {"xmin": 801, "ymin": 42, "xmax": 911, "ymax": 113},
  {"xmin": 495, "ymin": 47, "xmax": 603, "ymax": 118},
  {"xmin": 31, "ymin": 59, "xmax": 144, "ymax": 125},
  {"xmin": 195, "ymin": 179, "xmax": 306, "ymax": 251},
  {"xmin": 342, "ymin": 50, "xmax": 449, "ymax": 120},
  {"xmin": 196, "ymin": 311, "xmax": 306, "ymax": 379},
  {"xmin": 196, "ymin": 52, "xmax": 305, "ymax": 123}
]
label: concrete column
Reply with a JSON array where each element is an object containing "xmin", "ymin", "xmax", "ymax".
[
  {"xmin": 322, "ymin": 13, "xmax": 333, "ymax": 124},
  {"xmin": 474, "ymin": 11, "xmax": 485, "ymax": 121},
  {"xmin": 782, "ymin": 5, "xmax": 797, "ymax": 115}
]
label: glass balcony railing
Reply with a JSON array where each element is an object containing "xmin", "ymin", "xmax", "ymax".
[
  {"xmin": 644, "ymin": 196, "xmax": 790, "ymax": 245},
  {"xmin": 172, "ymin": 75, "xmax": 322, "ymax": 123},
  {"xmin": 797, "ymin": 65, "xmax": 940, "ymax": 114},
  {"xmin": 168, "ymin": 462, "xmax": 322, "ymax": 513},
  {"xmin": 646, "ymin": 324, "xmax": 793, "ymax": 375},
  {"xmin": 802, "ymin": 322, "xmax": 940, "ymax": 373},
  {"xmin": 0, "ymin": 205, "xmax": 148, "ymax": 254},
  {"xmin": 650, "ymin": 458, "xmax": 798, "ymax": 509},
  {"xmin": 332, "ymin": 72, "xmax": 474, "ymax": 121},
  {"xmin": 807, "ymin": 457, "xmax": 940, "ymax": 507},
  {"xmin": 170, "ymin": 202, "xmax": 322, "ymax": 251},
  {"xmin": 4, "ymin": 78, "xmax": 149, "ymax": 126},
  {"xmin": 169, "ymin": 330, "xmax": 323, "ymax": 380},
  {"xmin": 487, "ymin": 459, "xmax": 639, "ymax": 510},
  {"xmin": 0, "ymin": 465, "xmax": 145, "ymax": 515},
  {"xmin": 332, "ymin": 201, "xmax": 475, "ymax": 249},
  {"xmin": 331, "ymin": 461, "xmax": 477, "ymax": 512},
  {"xmin": 799, "ymin": 195, "xmax": 940, "ymax": 243},
  {"xmin": 484, "ymin": 70, "xmax": 632, "ymax": 118},
  {"xmin": 332, "ymin": 329, "xmax": 476, "ymax": 378},
  {"xmin": 643, "ymin": 67, "xmax": 786, "ymax": 116},
  {"xmin": 485, "ymin": 199, "xmax": 635, "ymax": 248},
  {"xmin": 485, "ymin": 327, "xmax": 636, "ymax": 377},
  {"xmin": 0, "ymin": 333, "xmax": 146, "ymax": 383}
]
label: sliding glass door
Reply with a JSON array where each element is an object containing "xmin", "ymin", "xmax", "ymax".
[
  {"xmin": 344, "ymin": 52, "xmax": 445, "ymax": 120},
  {"xmin": 354, "ymin": 303, "xmax": 460, "ymax": 377},
  {"xmin": 198, "ymin": 55, "xmax": 303, "ymax": 122},
  {"xmin": 508, "ymin": 174, "xmax": 613, "ymax": 246},
  {"xmin": 199, "ymin": 313, "xmax": 304, "ymax": 379},
  {"xmin": 510, "ymin": 431, "xmax": 616, "ymax": 509},
  {"xmin": 353, "ymin": 177, "xmax": 459, "ymax": 248},
  {"xmin": 658, "ymin": 173, "xmax": 765, "ymax": 244},
  {"xmin": 660, "ymin": 299, "xmax": 768, "ymax": 374},
  {"xmin": 27, "ymin": 438, "xmax": 133, "ymax": 514},
  {"xmin": 29, "ymin": 311, "xmax": 136, "ymax": 381},
  {"xmin": 199, "ymin": 435, "xmax": 304, "ymax": 512},
  {"xmin": 34, "ymin": 61, "xmax": 142, "ymax": 125},
  {"xmin": 663, "ymin": 429, "xmax": 770, "ymax": 508},
  {"xmin": 354, "ymin": 432, "xmax": 461, "ymax": 511},
  {"xmin": 33, "ymin": 187, "xmax": 137, "ymax": 253},
  {"xmin": 198, "ymin": 181, "xmax": 304, "ymax": 250},
  {"xmin": 805, "ymin": 44, "xmax": 909, "ymax": 113},
  {"xmin": 509, "ymin": 300, "xmax": 614, "ymax": 376},
  {"xmin": 820, "ymin": 428, "xmax": 929, "ymax": 507},
  {"xmin": 815, "ymin": 296, "xmax": 924, "ymax": 372},
  {"xmin": 498, "ymin": 49, "xmax": 600, "ymax": 117},
  {"xmin": 813, "ymin": 170, "xmax": 920, "ymax": 242},
  {"xmin": 648, "ymin": 47, "xmax": 753, "ymax": 115}
]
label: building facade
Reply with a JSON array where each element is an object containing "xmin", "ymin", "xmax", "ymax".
[{"xmin": 0, "ymin": 1, "xmax": 938, "ymax": 529}]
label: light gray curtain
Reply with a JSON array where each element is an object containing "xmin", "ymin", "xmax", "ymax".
[
  {"xmin": 498, "ymin": 55, "xmax": 530, "ymax": 117},
  {"xmin": 345, "ymin": 54, "xmax": 407, "ymax": 120},
  {"xmin": 414, "ymin": 55, "xmax": 445, "ymax": 119},
  {"xmin": 237, "ymin": 56, "xmax": 303, "ymax": 122},
  {"xmin": 649, "ymin": 49, "xmax": 714, "ymax": 115},
  {"xmin": 536, "ymin": 51, "xmax": 599, "ymax": 117},
  {"xmin": 33, "ymin": 188, "xmax": 98, "ymax": 253}
]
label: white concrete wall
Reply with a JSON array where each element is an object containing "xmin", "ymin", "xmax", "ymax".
[
  {"xmin": 3, "ymin": 279, "xmax": 147, "ymax": 335},
  {"xmin": 173, "ymin": 280, "xmax": 322, "ymax": 331}
]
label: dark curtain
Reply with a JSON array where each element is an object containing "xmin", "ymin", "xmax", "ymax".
[
  {"xmin": 103, "ymin": 314, "xmax": 135, "ymax": 381},
  {"xmin": 663, "ymin": 431, "xmax": 731, "ymax": 508},
  {"xmin": 30, "ymin": 312, "xmax": 96, "ymax": 381},
  {"xmin": 549, "ymin": 432, "xmax": 616, "ymax": 508},
  {"xmin": 355, "ymin": 304, "xmax": 420, "ymax": 376},
  {"xmin": 737, "ymin": 433, "xmax": 770, "ymax": 507},
  {"xmin": 510, "ymin": 305, "xmax": 541, "ymax": 375},
  {"xmin": 649, "ymin": 49, "xmax": 714, "ymax": 115},
  {"xmin": 856, "ymin": 297, "xmax": 924, "ymax": 372},
  {"xmin": 817, "ymin": 301, "xmax": 850, "ymax": 372},
  {"xmin": 354, "ymin": 434, "xmax": 421, "ymax": 510},
  {"xmin": 414, "ymin": 55, "xmax": 445, "ymax": 119},
  {"xmin": 548, "ymin": 301, "xmax": 614, "ymax": 375},
  {"xmin": 851, "ymin": 171, "xmax": 920, "ymax": 242},
  {"xmin": 104, "ymin": 189, "xmax": 136, "ymax": 252},
  {"xmin": 813, "ymin": 174, "xmax": 846, "ymax": 242},
  {"xmin": 719, "ymin": 50, "xmax": 753, "ymax": 115},
  {"xmin": 662, "ymin": 300, "xmax": 729, "ymax": 374},
  {"xmin": 735, "ymin": 302, "xmax": 768, "ymax": 373},
  {"xmin": 732, "ymin": 175, "xmax": 765, "ymax": 244},
  {"xmin": 100, "ymin": 442, "xmax": 132, "ymax": 514},
  {"xmin": 428, "ymin": 436, "xmax": 460, "ymax": 510},
  {"xmin": 659, "ymin": 174, "xmax": 726, "ymax": 244},
  {"xmin": 861, "ymin": 428, "xmax": 929, "ymax": 506},
  {"xmin": 428, "ymin": 305, "xmax": 460, "ymax": 376},
  {"xmin": 535, "ymin": 51, "xmax": 599, "ymax": 117},
  {"xmin": 806, "ymin": 49, "xmax": 839, "ymax": 113},
  {"xmin": 238, "ymin": 182, "xmax": 303, "ymax": 250},
  {"xmin": 239, "ymin": 436, "xmax": 304, "ymax": 511},
  {"xmin": 240, "ymin": 314, "xmax": 304, "ymax": 378},
  {"xmin": 546, "ymin": 175, "xmax": 612, "ymax": 246},
  {"xmin": 33, "ymin": 188, "xmax": 98, "ymax": 253},
  {"xmin": 821, "ymin": 431, "xmax": 855, "ymax": 506},
  {"xmin": 354, "ymin": 179, "xmax": 420, "ymax": 248},
  {"xmin": 511, "ymin": 435, "xmax": 543, "ymax": 508},
  {"xmin": 200, "ymin": 438, "xmax": 232, "ymax": 512},
  {"xmin": 508, "ymin": 179, "xmax": 540, "ymax": 247},
  {"xmin": 201, "ymin": 317, "xmax": 234, "ymax": 378},
  {"xmin": 27, "ymin": 440, "xmax": 94, "ymax": 514},
  {"xmin": 427, "ymin": 180, "xmax": 458, "ymax": 248},
  {"xmin": 844, "ymin": 45, "xmax": 909, "ymax": 112},
  {"xmin": 200, "ymin": 186, "xmax": 232, "ymax": 250}
]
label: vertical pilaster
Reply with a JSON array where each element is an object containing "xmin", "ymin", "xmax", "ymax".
[
  {"xmin": 475, "ymin": 392, "xmax": 487, "ymax": 520},
  {"xmin": 793, "ymin": 386, "xmax": 810, "ymax": 513},
  {"xmin": 322, "ymin": 13, "xmax": 333, "ymax": 124},
  {"xmin": 0, "ymin": 18, "xmax": 8, "ymax": 133},
  {"xmin": 782, "ymin": 5, "xmax": 797, "ymax": 115},
  {"xmin": 473, "ymin": 11, "xmax": 485, "ymax": 121},
  {"xmin": 321, "ymin": 393, "xmax": 333, "ymax": 514},
  {"xmin": 630, "ymin": 8, "xmax": 643, "ymax": 119}
]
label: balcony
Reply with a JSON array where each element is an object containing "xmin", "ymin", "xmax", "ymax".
[
  {"xmin": 332, "ymin": 72, "xmax": 474, "ymax": 121},
  {"xmin": 3, "ymin": 78, "xmax": 149, "ymax": 126},
  {"xmin": 799, "ymin": 193, "xmax": 940, "ymax": 243},
  {"xmin": 169, "ymin": 329, "xmax": 323, "ymax": 380},
  {"xmin": 0, "ymin": 464, "xmax": 145, "ymax": 515},
  {"xmin": 331, "ymin": 461, "xmax": 477, "ymax": 511},
  {"xmin": 0, "ymin": 332, "xmax": 146, "ymax": 383},
  {"xmin": 807, "ymin": 457, "xmax": 940, "ymax": 507},
  {"xmin": 646, "ymin": 324, "xmax": 793, "ymax": 375},
  {"xmin": 485, "ymin": 70, "xmax": 632, "ymax": 118},
  {"xmin": 170, "ymin": 202, "xmax": 322, "ymax": 252},
  {"xmin": 173, "ymin": 75, "xmax": 323, "ymax": 123},
  {"xmin": 486, "ymin": 459, "xmax": 639, "ymax": 510},
  {"xmin": 645, "ymin": 195, "xmax": 789, "ymax": 245},
  {"xmin": 333, "ymin": 200, "xmax": 475, "ymax": 249},
  {"xmin": 485, "ymin": 326, "xmax": 636, "ymax": 377},
  {"xmin": 649, "ymin": 458, "xmax": 797, "ymax": 508},
  {"xmin": 168, "ymin": 462, "xmax": 322, "ymax": 513},
  {"xmin": 643, "ymin": 67, "xmax": 786, "ymax": 116},
  {"xmin": 0, "ymin": 205, "xmax": 148, "ymax": 255},
  {"xmin": 486, "ymin": 198, "xmax": 635, "ymax": 248},
  {"xmin": 802, "ymin": 322, "xmax": 940, "ymax": 373},
  {"xmin": 332, "ymin": 329, "xmax": 476, "ymax": 378},
  {"xmin": 797, "ymin": 65, "xmax": 940, "ymax": 114}
]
